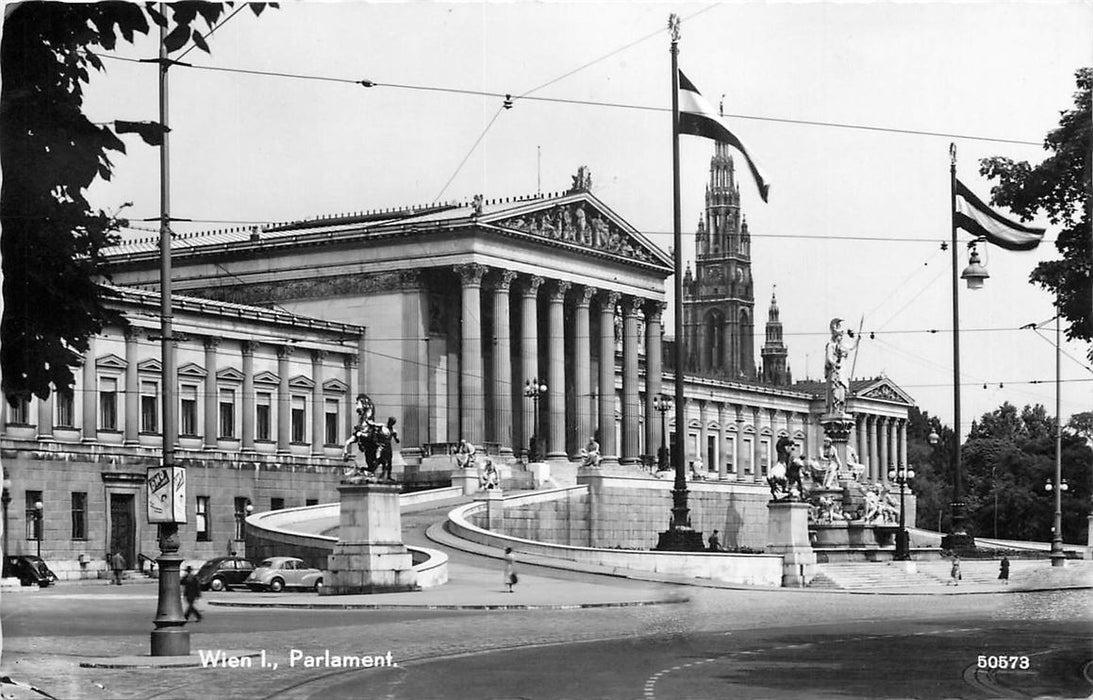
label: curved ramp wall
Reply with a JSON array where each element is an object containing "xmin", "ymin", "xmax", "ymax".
[
  {"xmin": 244, "ymin": 487, "xmax": 459, "ymax": 588},
  {"xmin": 453, "ymin": 486, "xmax": 783, "ymax": 586}
]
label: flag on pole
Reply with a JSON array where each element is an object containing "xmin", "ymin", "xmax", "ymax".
[
  {"xmin": 678, "ymin": 70, "xmax": 770, "ymax": 202},
  {"xmin": 954, "ymin": 179, "xmax": 1044, "ymax": 251}
]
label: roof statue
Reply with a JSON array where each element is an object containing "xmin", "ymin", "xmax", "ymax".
[{"xmin": 569, "ymin": 165, "xmax": 593, "ymax": 194}]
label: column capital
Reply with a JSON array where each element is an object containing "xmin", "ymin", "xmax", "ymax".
[
  {"xmin": 204, "ymin": 337, "xmax": 220, "ymax": 351},
  {"xmin": 644, "ymin": 300, "xmax": 667, "ymax": 323},
  {"xmin": 492, "ymin": 269, "xmax": 518, "ymax": 292},
  {"xmin": 276, "ymin": 345, "xmax": 293, "ymax": 360},
  {"xmin": 522, "ymin": 274, "xmax": 545, "ymax": 296},
  {"xmin": 123, "ymin": 326, "xmax": 142, "ymax": 342},
  {"xmin": 343, "ymin": 353, "xmax": 359, "ymax": 369},
  {"xmin": 549, "ymin": 280, "xmax": 571, "ymax": 301},
  {"xmin": 310, "ymin": 349, "xmax": 328, "ymax": 363},
  {"xmin": 241, "ymin": 340, "xmax": 256, "ymax": 357},
  {"xmin": 621, "ymin": 296, "xmax": 643, "ymax": 317},
  {"xmin": 576, "ymin": 285, "xmax": 596, "ymax": 306},
  {"xmin": 599, "ymin": 290, "xmax": 620, "ymax": 308},
  {"xmin": 454, "ymin": 263, "xmax": 487, "ymax": 286}
]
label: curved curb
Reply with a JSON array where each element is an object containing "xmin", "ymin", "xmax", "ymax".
[
  {"xmin": 79, "ymin": 649, "xmax": 261, "ymax": 669},
  {"xmin": 207, "ymin": 598, "xmax": 687, "ymax": 611}
]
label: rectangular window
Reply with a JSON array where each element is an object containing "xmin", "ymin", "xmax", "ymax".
[
  {"xmin": 305, "ymin": 498, "xmax": 318, "ymax": 507},
  {"xmin": 291, "ymin": 396, "xmax": 306, "ymax": 443},
  {"xmin": 140, "ymin": 381, "xmax": 159, "ymax": 433},
  {"xmin": 256, "ymin": 392, "xmax": 272, "ymax": 441},
  {"xmin": 56, "ymin": 390, "xmax": 75, "ymax": 428},
  {"xmin": 324, "ymin": 399, "xmax": 339, "ymax": 445},
  {"xmin": 726, "ymin": 436, "xmax": 736, "ymax": 473},
  {"xmin": 234, "ymin": 497, "xmax": 249, "ymax": 540},
  {"xmin": 196, "ymin": 496, "xmax": 210, "ymax": 541},
  {"xmin": 270, "ymin": 497, "xmax": 285, "ymax": 511},
  {"xmin": 8, "ymin": 394, "xmax": 30, "ymax": 425},
  {"xmin": 99, "ymin": 377, "xmax": 118, "ymax": 430},
  {"xmin": 25, "ymin": 490, "xmax": 43, "ymax": 541},
  {"xmin": 219, "ymin": 388, "xmax": 236, "ymax": 438},
  {"xmin": 742, "ymin": 438, "xmax": 753, "ymax": 474},
  {"xmin": 180, "ymin": 385, "xmax": 198, "ymax": 436},
  {"xmin": 71, "ymin": 492, "xmax": 87, "ymax": 540},
  {"xmin": 761, "ymin": 439, "xmax": 770, "ymax": 476}
]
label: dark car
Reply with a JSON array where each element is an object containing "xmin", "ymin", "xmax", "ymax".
[
  {"xmin": 195, "ymin": 556, "xmax": 255, "ymax": 591},
  {"xmin": 4, "ymin": 555, "xmax": 58, "ymax": 587}
]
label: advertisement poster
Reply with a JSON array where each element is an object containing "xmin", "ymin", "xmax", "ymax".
[{"xmin": 146, "ymin": 466, "xmax": 187, "ymax": 524}]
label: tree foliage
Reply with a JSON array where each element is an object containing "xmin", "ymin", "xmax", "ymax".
[
  {"xmin": 905, "ymin": 405, "xmax": 953, "ymax": 532},
  {"xmin": 962, "ymin": 402, "xmax": 1090, "ymax": 543},
  {"xmin": 979, "ymin": 68, "xmax": 1092, "ymax": 357},
  {"xmin": 1, "ymin": 1, "xmax": 274, "ymax": 402}
]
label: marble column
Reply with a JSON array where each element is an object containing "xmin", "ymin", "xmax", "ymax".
[
  {"xmin": 343, "ymin": 354, "xmax": 357, "ymax": 441},
  {"xmin": 574, "ymin": 287, "xmax": 595, "ymax": 453},
  {"xmin": 520, "ymin": 275, "xmax": 543, "ymax": 457},
  {"xmin": 311, "ymin": 350, "xmax": 326, "ymax": 456},
  {"xmin": 733, "ymin": 404, "xmax": 745, "ymax": 481},
  {"xmin": 242, "ymin": 341, "xmax": 256, "ymax": 452},
  {"xmin": 598, "ymin": 291, "xmax": 620, "ymax": 464},
  {"xmin": 643, "ymin": 301, "xmax": 664, "ymax": 464},
  {"xmin": 696, "ymin": 400, "xmax": 709, "ymax": 472},
  {"xmin": 888, "ymin": 417, "xmax": 898, "ymax": 483},
  {"xmin": 124, "ymin": 328, "xmax": 139, "ymax": 444},
  {"xmin": 277, "ymin": 346, "xmax": 291, "ymax": 453},
  {"xmin": 204, "ymin": 337, "xmax": 219, "ymax": 448},
  {"xmin": 620, "ymin": 296, "xmax": 641, "ymax": 465},
  {"xmin": 900, "ymin": 418, "xmax": 908, "ymax": 472},
  {"xmin": 547, "ymin": 281, "xmax": 570, "ymax": 461},
  {"xmin": 455, "ymin": 264, "xmax": 486, "ymax": 445},
  {"xmin": 857, "ymin": 414, "xmax": 868, "ymax": 475},
  {"xmin": 751, "ymin": 407, "xmax": 763, "ymax": 482},
  {"xmin": 82, "ymin": 337, "xmax": 97, "ymax": 441},
  {"xmin": 868, "ymin": 415, "xmax": 879, "ymax": 482},
  {"xmin": 491, "ymin": 271, "xmax": 517, "ymax": 456},
  {"xmin": 717, "ymin": 404, "xmax": 727, "ymax": 480},
  {"xmin": 878, "ymin": 417, "xmax": 889, "ymax": 483}
]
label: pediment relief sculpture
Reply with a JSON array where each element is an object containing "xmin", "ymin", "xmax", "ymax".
[{"xmin": 497, "ymin": 202, "xmax": 656, "ymax": 264}]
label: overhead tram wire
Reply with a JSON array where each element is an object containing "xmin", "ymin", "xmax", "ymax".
[
  {"xmin": 433, "ymin": 105, "xmax": 506, "ymax": 203},
  {"xmin": 175, "ymin": 3, "xmax": 249, "ymax": 61},
  {"xmin": 93, "ymin": 52, "xmax": 1043, "ymax": 148}
]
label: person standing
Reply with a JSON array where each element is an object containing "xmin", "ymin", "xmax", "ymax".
[
  {"xmin": 999, "ymin": 556, "xmax": 1010, "ymax": 585},
  {"xmin": 109, "ymin": 551, "xmax": 126, "ymax": 586},
  {"xmin": 182, "ymin": 566, "xmax": 203, "ymax": 622},
  {"xmin": 503, "ymin": 547, "xmax": 518, "ymax": 593},
  {"xmin": 950, "ymin": 556, "xmax": 962, "ymax": 586}
]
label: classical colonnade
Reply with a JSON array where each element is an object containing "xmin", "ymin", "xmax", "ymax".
[{"xmin": 452, "ymin": 263, "xmax": 664, "ymax": 465}]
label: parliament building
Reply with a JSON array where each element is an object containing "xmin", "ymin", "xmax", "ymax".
[{"xmin": 2, "ymin": 148, "xmax": 915, "ymax": 578}]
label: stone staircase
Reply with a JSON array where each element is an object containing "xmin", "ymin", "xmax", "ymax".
[{"xmin": 812, "ymin": 559, "xmax": 1048, "ymax": 590}]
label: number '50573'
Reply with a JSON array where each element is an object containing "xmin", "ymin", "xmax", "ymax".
[{"xmin": 978, "ymin": 655, "xmax": 1030, "ymax": 670}]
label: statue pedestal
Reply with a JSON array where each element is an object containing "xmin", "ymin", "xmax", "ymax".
[
  {"xmin": 455, "ymin": 467, "xmax": 480, "ymax": 496},
  {"xmin": 320, "ymin": 483, "xmax": 418, "ymax": 595},
  {"xmin": 474, "ymin": 489, "xmax": 505, "ymax": 532},
  {"xmin": 767, "ymin": 500, "xmax": 816, "ymax": 587}
]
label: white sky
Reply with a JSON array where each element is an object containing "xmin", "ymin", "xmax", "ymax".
[{"xmin": 72, "ymin": 1, "xmax": 1092, "ymax": 434}]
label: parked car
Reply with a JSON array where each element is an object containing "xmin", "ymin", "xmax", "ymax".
[
  {"xmin": 4, "ymin": 555, "xmax": 58, "ymax": 587},
  {"xmin": 195, "ymin": 556, "xmax": 255, "ymax": 591},
  {"xmin": 244, "ymin": 557, "xmax": 324, "ymax": 592}
]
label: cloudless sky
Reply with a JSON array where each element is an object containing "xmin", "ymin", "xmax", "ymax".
[{"xmin": 75, "ymin": 1, "xmax": 1093, "ymax": 434}]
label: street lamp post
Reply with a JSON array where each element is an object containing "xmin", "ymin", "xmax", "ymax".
[
  {"xmin": 652, "ymin": 395, "xmax": 673, "ymax": 470},
  {"xmin": 1044, "ymin": 478, "xmax": 1069, "ymax": 565},
  {"xmin": 33, "ymin": 500, "xmax": 43, "ymax": 559},
  {"xmin": 524, "ymin": 378, "xmax": 547, "ymax": 462},
  {"xmin": 888, "ymin": 467, "xmax": 915, "ymax": 560}
]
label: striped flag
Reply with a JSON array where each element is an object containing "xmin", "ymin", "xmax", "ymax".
[
  {"xmin": 955, "ymin": 179, "xmax": 1044, "ymax": 251},
  {"xmin": 673, "ymin": 70, "xmax": 769, "ymax": 202},
  {"xmin": 678, "ymin": 70, "xmax": 770, "ymax": 202}
]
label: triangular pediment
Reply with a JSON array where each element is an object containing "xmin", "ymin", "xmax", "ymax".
[
  {"xmin": 137, "ymin": 358, "xmax": 162, "ymax": 373},
  {"xmin": 855, "ymin": 377, "xmax": 914, "ymax": 405},
  {"xmin": 178, "ymin": 362, "xmax": 207, "ymax": 379},
  {"xmin": 289, "ymin": 374, "xmax": 315, "ymax": 390},
  {"xmin": 96, "ymin": 353, "xmax": 127, "ymax": 370},
  {"xmin": 480, "ymin": 193, "xmax": 672, "ymax": 269},
  {"xmin": 253, "ymin": 370, "xmax": 279, "ymax": 385},
  {"xmin": 216, "ymin": 367, "xmax": 245, "ymax": 382},
  {"xmin": 323, "ymin": 378, "xmax": 349, "ymax": 393}
]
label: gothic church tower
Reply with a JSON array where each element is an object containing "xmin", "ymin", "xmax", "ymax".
[
  {"xmin": 682, "ymin": 142, "xmax": 756, "ymax": 380},
  {"xmin": 760, "ymin": 289, "xmax": 792, "ymax": 386}
]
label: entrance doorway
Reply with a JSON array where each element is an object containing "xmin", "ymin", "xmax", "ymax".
[{"xmin": 109, "ymin": 493, "xmax": 136, "ymax": 567}]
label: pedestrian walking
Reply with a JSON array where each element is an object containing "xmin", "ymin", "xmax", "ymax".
[
  {"xmin": 998, "ymin": 556, "xmax": 1010, "ymax": 585},
  {"xmin": 503, "ymin": 547, "xmax": 518, "ymax": 593},
  {"xmin": 109, "ymin": 551, "xmax": 126, "ymax": 586},
  {"xmin": 182, "ymin": 566, "xmax": 203, "ymax": 622},
  {"xmin": 950, "ymin": 556, "xmax": 962, "ymax": 586}
]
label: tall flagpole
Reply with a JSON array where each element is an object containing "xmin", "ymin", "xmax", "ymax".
[
  {"xmin": 944, "ymin": 143, "xmax": 972, "ymax": 550},
  {"xmin": 657, "ymin": 13, "xmax": 704, "ymax": 551}
]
